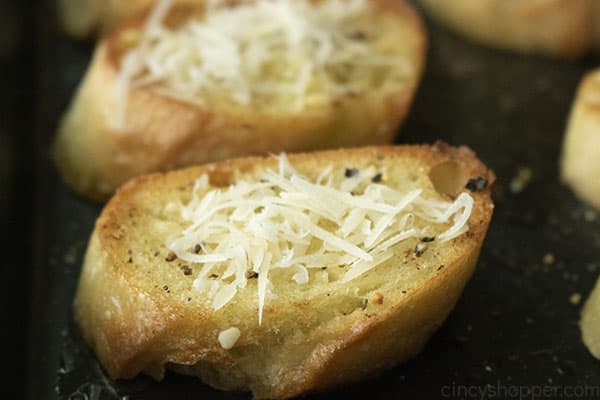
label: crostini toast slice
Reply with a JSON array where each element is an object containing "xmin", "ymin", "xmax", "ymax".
[
  {"xmin": 419, "ymin": 0, "xmax": 591, "ymax": 58},
  {"xmin": 74, "ymin": 143, "xmax": 494, "ymax": 398},
  {"xmin": 53, "ymin": 0, "xmax": 426, "ymax": 201}
]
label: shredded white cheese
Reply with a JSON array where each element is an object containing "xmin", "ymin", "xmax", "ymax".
[
  {"xmin": 114, "ymin": 0, "xmax": 411, "ymax": 124},
  {"xmin": 167, "ymin": 154, "xmax": 474, "ymax": 325},
  {"xmin": 218, "ymin": 327, "xmax": 241, "ymax": 349}
]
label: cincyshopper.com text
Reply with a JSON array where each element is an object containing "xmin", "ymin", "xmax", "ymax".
[{"xmin": 441, "ymin": 381, "xmax": 600, "ymax": 400}]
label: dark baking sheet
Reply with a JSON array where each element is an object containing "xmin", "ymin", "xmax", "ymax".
[
  {"xmin": 25, "ymin": 1, "xmax": 600, "ymax": 399},
  {"xmin": 1, "ymin": 1, "xmax": 35, "ymax": 399}
]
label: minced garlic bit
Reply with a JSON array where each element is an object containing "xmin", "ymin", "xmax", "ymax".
[
  {"xmin": 168, "ymin": 154, "xmax": 474, "ymax": 325},
  {"xmin": 218, "ymin": 327, "xmax": 241, "ymax": 349},
  {"xmin": 114, "ymin": 0, "xmax": 411, "ymax": 123}
]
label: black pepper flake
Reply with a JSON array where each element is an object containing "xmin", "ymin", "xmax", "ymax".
[
  {"xmin": 246, "ymin": 271, "xmax": 259, "ymax": 279},
  {"xmin": 465, "ymin": 177, "xmax": 488, "ymax": 192},
  {"xmin": 321, "ymin": 267, "xmax": 327, "ymax": 270},
  {"xmin": 127, "ymin": 257, "xmax": 133, "ymax": 263},
  {"xmin": 350, "ymin": 30, "xmax": 367, "ymax": 40},
  {"xmin": 345, "ymin": 168, "xmax": 359, "ymax": 178},
  {"xmin": 361, "ymin": 298, "xmax": 368, "ymax": 310},
  {"xmin": 437, "ymin": 265, "xmax": 445, "ymax": 271},
  {"xmin": 414, "ymin": 243, "xmax": 427, "ymax": 257},
  {"xmin": 401, "ymin": 290, "xmax": 407, "ymax": 294},
  {"xmin": 162, "ymin": 285, "xmax": 169, "ymax": 291},
  {"xmin": 421, "ymin": 236, "xmax": 435, "ymax": 243},
  {"xmin": 154, "ymin": 251, "xmax": 160, "ymax": 257},
  {"xmin": 180, "ymin": 265, "xmax": 193, "ymax": 276},
  {"xmin": 193, "ymin": 244, "xmax": 202, "ymax": 254},
  {"xmin": 209, "ymin": 273, "xmax": 219, "ymax": 279},
  {"xmin": 165, "ymin": 252, "xmax": 177, "ymax": 262},
  {"xmin": 187, "ymin": 297, "xmax": 192, "ymax": 302},
  {"xmin": 371, "ymin": 173, "xmax": 383, "ymax": 183}
]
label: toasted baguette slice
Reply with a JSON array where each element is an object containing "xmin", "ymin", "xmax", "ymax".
[
  {"xmin": 419, "ymin": 0, "xmax": 591, "ymax": 58},
  {"xmin": 74, "ymin": 144, "xmax": 495, "ymax": 399},
  {"xmin": 58, "ymin": 0, "xmax": 200, "ymax": 39},
  {"xmin": 561, "ymin": 69, "xmax": 600, "ymax": 209},
  {"xmin": 582, "ymin": 278, "xmax": 600, "ymax": 359},
  {"xmin": 53, "ymin": 0, "xmax": 426, "ymax": 202}
]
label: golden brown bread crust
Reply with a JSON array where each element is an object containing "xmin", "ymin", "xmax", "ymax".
[
  {"xmin": 74, "ymin": 144, "xmax": 495, "ymax": 398},
  {"xmin": 561, "ymin": 69, "xmax": 600, "ymax": 209},
  {"xmin": 58, "ymin": 0, "xmax": 201, "ymax": 39},
  {"xmin": 53, "ymin": 0, "xmax": 427, "ymax": 202},
  {"xmin": 581, "ymin": 277, "xmax": 600, "ymax": 359},
  {"xmin": 419, "ymin": 0, "xmax": 591, "ymax": 58}
]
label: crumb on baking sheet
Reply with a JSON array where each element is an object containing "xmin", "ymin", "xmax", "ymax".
[
  {"xmin": 63, "ymin": 245, "xmax": 78, "ymax": 265},
  {"xmin": 569, "ymin": 293, "xmax": 581, "ymax": 305},
  {"xmin": 509, "ymin": 167, "xmax": 532, "ymax": 194},
  {"xmin": 542, "ymin": 253, "xmax": 555, "ymax": 266}
]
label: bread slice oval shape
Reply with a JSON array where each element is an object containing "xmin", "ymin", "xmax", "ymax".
[
  {"xmin": 73, "ymin": 143, "xmax": 495, "ymax": 398},
  {"xmin": 420, "ymin": 0, "xmax": 591, "ymax": 58},
  {"xmin": 582, "ymin": 277, "xmax": 600, "ymax": 359},
  {"xmin": 53, "ymin": 0, "xmax": 427, "ymax": 201},
  {"xmin": 561, "ymin": 69, "xmax": 600, "ymax": 209}
]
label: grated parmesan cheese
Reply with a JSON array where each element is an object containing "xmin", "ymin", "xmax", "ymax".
[
  {"xmin": 167, "ymin": 154, "xmax": 474, "ymax": 325},
  {"xmin": 218, "ymin": 327, "xmax": 241, "ymax": 349},
  {"xmin": 114, "ymin": 0, "xmax": 411, "ymax": 125}
]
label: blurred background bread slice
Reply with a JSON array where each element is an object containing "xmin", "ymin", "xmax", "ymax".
[
  {"xmin": 53, "ymin": 0, "xmax": 427, "ymax": 201},
  {"xmin": 561, "ymin": 69, "xmax": 600, "ymax": 209},
  {"xmin": 419, "ymin": 0, "xmax": 592, "ymax": 58},
  {"xmin": 582, "ymin": 277, "xmax": 600, "ymax": 359}
]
